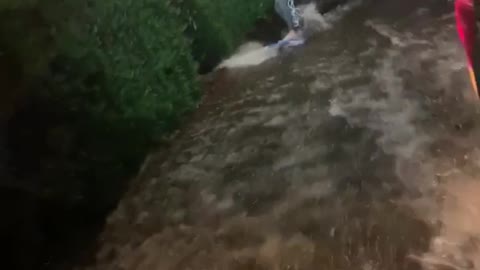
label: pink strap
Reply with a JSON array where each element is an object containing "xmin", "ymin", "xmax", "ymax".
[{"xmin": 455, "ymin": 0, "xmax": 476, "ymax": 66}]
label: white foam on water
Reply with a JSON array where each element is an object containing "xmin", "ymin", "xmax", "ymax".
[
  {"xmin": 217, "ymin": 41, "xmax": 279, "ymax": 69},
  {"xmin": 332, "ymin": 19, "xmax": 480, "ymax": 270},
  {"xmin": 329, "ymin": 48, "xmax": 434, "ymax": 195},
  {"xmin": 365, "ymin": 20, "xmax": 431, "ymax": 47},
  {"xmin": 301, "ymin": 2, "xmax": 332, "ymax": 32}
]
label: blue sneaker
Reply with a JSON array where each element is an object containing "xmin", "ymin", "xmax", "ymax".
[{"xmin": 277, "ymin": 38, "xmax": 305, "ymax": 48}]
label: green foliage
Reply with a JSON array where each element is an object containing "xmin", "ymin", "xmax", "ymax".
[
  {"xmin": 193, "ymin": 0, "xmax": 272, "ymax": 50},
  {"xmin": 0, "ymin": 0, "xmax": 38, "ymax": 10},
  {"xmin": 91, "ymin": 0, "xmax": 198, "ymax": 129},
  {"xmin": 70, "ymin": 0, "xmax": 200, "ymax": 208},
  {"xmin": 0, "ymin": 0, "xmax": 271, "ymax": 211},
  {"xmin": 1, "ymin": 0, "xmax": 199, "ymax": 210},
  {"xmin": 177, "ymin": 0, "xmax": 273, "ymax": 71}
]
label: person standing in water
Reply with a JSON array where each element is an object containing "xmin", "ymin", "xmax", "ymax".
[
  {"xmin": 274, "ymin": 0, "xmax": 308, "ymax": 46},
  {"xmin": 454, "ymin": 0, "xmax": 479, "ymax": 96}
]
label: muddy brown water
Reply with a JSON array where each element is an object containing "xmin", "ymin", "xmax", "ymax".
[{"xmin": 81, "ymin": 0, "xmax": 480, "ymax": 269}]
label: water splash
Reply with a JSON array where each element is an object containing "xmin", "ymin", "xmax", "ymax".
[
  {"xmin": 216, "ymin": 41, "xmax": 279, "ymax": 69},
  {"xmin": 328, "ymin": 47, "xmax": 433, "ymax": 196},
  {"xmin": 217, "ymin": 2, "xmax": 358, "ymax": 69},
  {"xmin": 327, "ymin": 16, "xmax": 480, "ymax": 269}
]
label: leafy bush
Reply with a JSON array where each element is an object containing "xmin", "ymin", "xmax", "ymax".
[
  {"xmin": 177, "ymin": 0, "xmax": 274, "ymax": 72},
  {"xmin": 2, "ymin": 0, "xmax": 199, "ymax": 211},
  {"xmin": 71, "ymin": 0, "xmax": 200, "ymax": 208},
  {"xmin": 0, "ymin": 0, "xmax": 275, "ymax": 221}
]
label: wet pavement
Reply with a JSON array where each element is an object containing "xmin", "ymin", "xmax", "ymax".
[{"xmin": 81, "ymin": 0, "xmax": 480, "ymax": 269}]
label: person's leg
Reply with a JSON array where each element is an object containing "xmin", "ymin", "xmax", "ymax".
[{"xmin": 274, "ymin": 0, "xmax": 304, "ymax": 40}]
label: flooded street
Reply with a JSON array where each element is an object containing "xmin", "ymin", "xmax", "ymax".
[{"xmin": 82, "ymin": 0, "xmax": 480, "ymax": 269}]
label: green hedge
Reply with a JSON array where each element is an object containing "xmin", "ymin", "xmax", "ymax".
[
  {"xmin": 1, "ymin": 0, "xmax": 272, "ymax": 212},
  {"xmin": 178, "ymin": 0, "xmax": 273, "ymax": 71},
  {"xmin": 1, "ymin": 0, "xmax": 199, "ymax": 211}
]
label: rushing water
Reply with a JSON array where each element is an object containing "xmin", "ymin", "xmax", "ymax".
[{"xmin": 83, "ymin": 1, "xmax": 480, "ymax": 269}]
